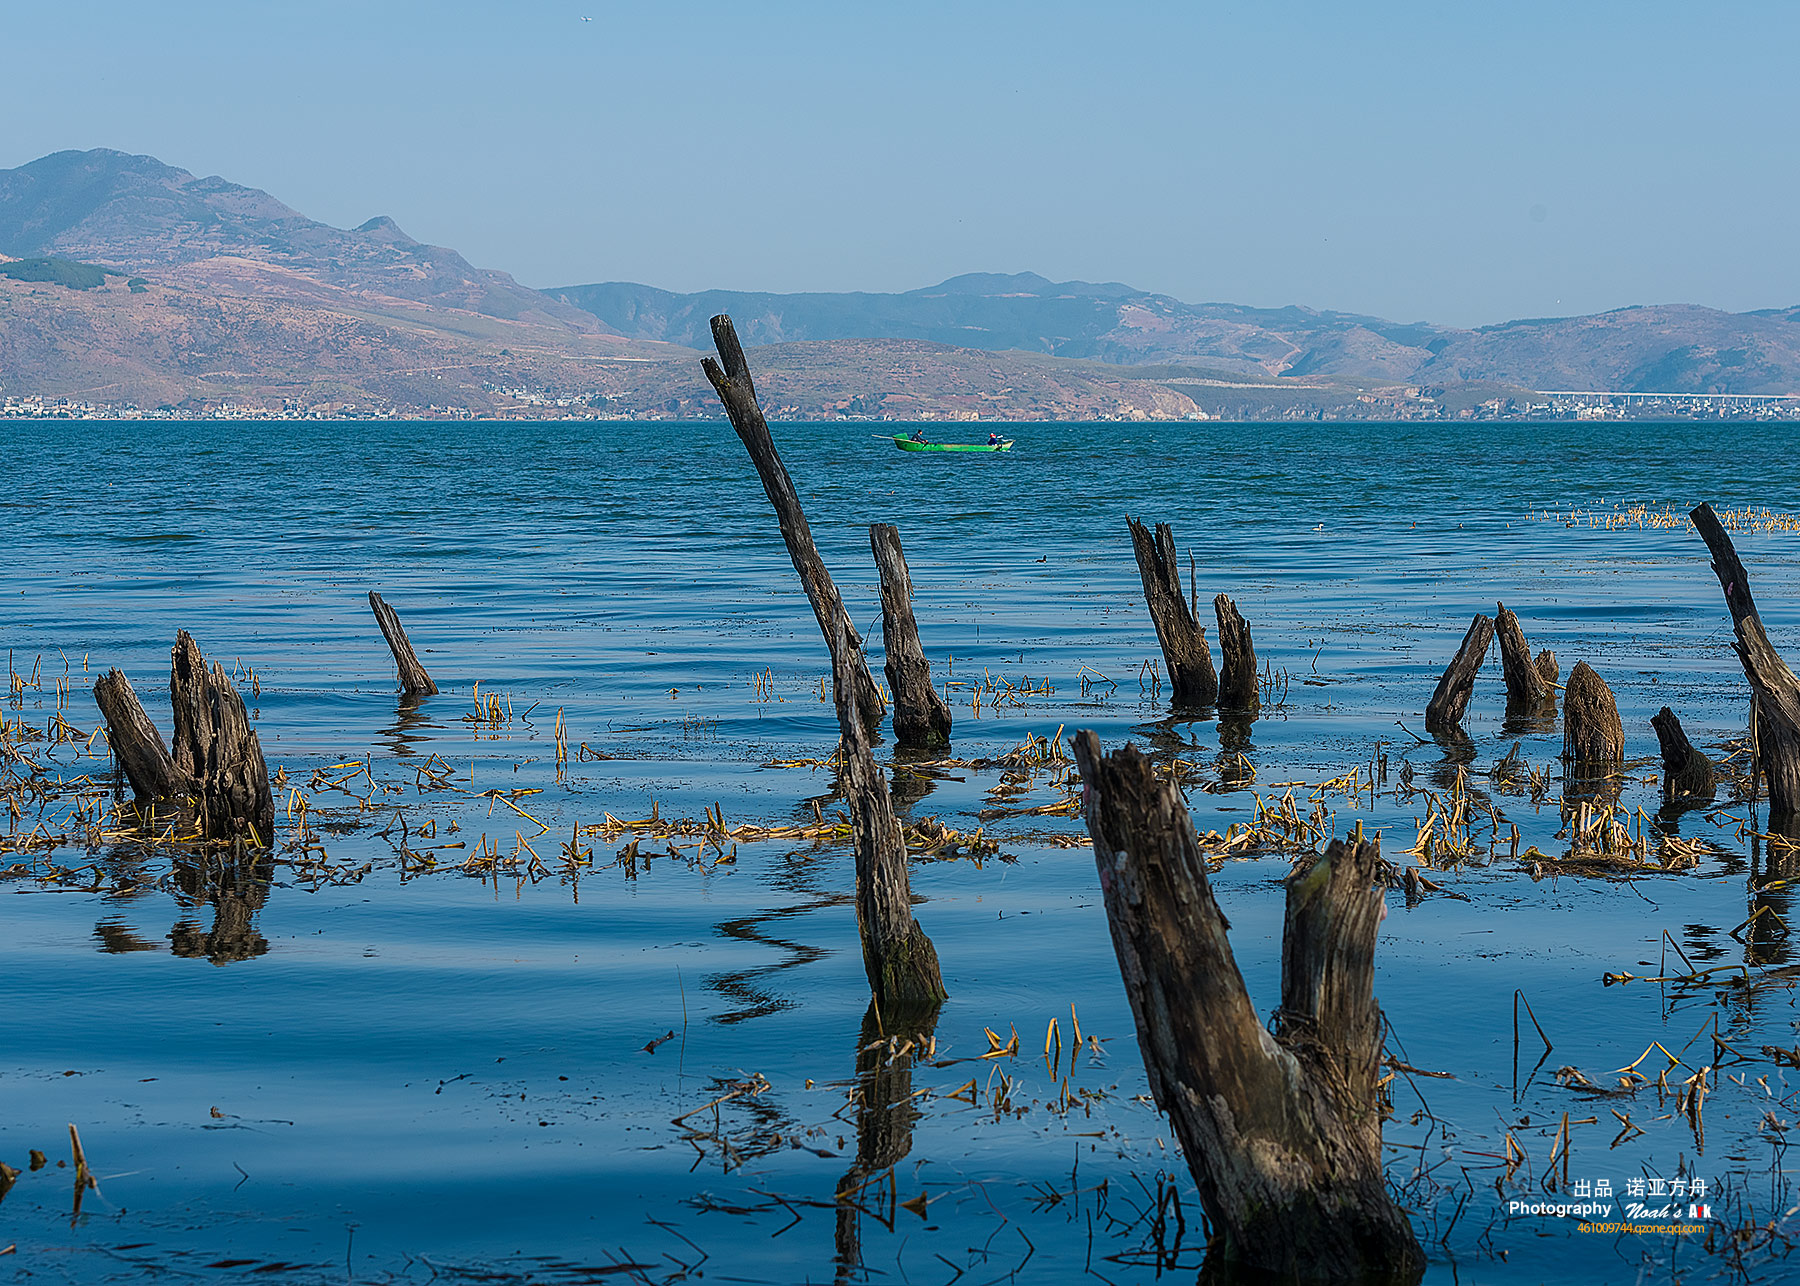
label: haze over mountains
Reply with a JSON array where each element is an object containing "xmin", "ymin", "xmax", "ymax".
[{"xmin": 3, "ymin": 148, "xmax": 1797, "ymax": 418}]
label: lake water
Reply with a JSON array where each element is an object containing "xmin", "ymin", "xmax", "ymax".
[{"xmin": 5, "ymin": 417, "xmax": 1800, "ymax": 1284}]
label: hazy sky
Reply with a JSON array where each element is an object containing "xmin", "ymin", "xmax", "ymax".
[{"xmin": 6, "ymin": 0, "xmax": 1794, "ymax": 327}]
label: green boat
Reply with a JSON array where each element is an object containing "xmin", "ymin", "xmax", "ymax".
[{"xmin": 891, "ymin": 435, "xmax": 1013, "ymax": 452}]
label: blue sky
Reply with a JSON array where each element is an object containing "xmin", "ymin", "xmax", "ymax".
[{"xmin": 6, "ymin": 0, "xmax": 1794, "ymax": 326}]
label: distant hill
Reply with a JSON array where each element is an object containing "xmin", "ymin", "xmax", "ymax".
[{"xmin": 553, "ymin": 275, "xmax": 1800, "ymax": 395}]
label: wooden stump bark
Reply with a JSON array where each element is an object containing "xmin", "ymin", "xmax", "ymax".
[
  {"xmin": 170, "ymin": 632, "xmax": 275, "ymax": 843},
  {"xmin": 1651, "ymin": 707, "xmax": 1715, "ymax": 801},
  {"xmin": 1691, "ymin": 502, "xmax": 1800, "ymax": 820},
  {"xmin": 1074, "ymin": 731, "xmax": 1422, "ymax": 1281},
  {"xmin": 92, "ymin": 668, "xmax": 185, "ymax": 804},
  {"xmin": 1562, "ymin": 661, "xmax": 1624, "ymax": 771},
  {"xmin": 1425, "ymin": 613, "xmax": 1494, "ymax": 733},
  {"xmin": 1127, "ymin": 518, "xmax": 1217, "ymax": 706},
  {"xmin": 1535, "ymin": 649, "xmax": 1559, "ymax": 690},
  {"xmin": 368, "ymin": 592, "xmax": 437, "ymax": 696},
  {"xmin": 1213, "ymin": 594, "xmax": 1259, "ymax": 712},
  {"xmin": 1494, "ymin": 603, "xmax": 1552, "ymax": 711},
  {"xmin": 831, "ymin": 615, "xmax": 947, "ymax": 1012},
  {"xmin": 869, "ymin": 524, "xmax": 952, "ymax": 749},
  {"xmin": 704, "ymin": 314, "xmax": 884, "ymax": 729}
]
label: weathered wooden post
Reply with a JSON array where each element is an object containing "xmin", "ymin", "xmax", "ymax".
[
  {"xmin": 1494, "ymin": 603, "xmax": 1553, "ymax": 712},
  {"xmin": 869, "ymin": 523, "xmax": 951, "ymax": 749},
  {"xmin": 1074, "ymin": 730, "xmax": 1423, "ymax": 1281},
  {"xmin": 1562, "ymin": 661, "xmax": 1624, "ymax": 773},
  {"xmin": 93, "ymin": 634, "xmax": 273, "ymax": 843},
  {"xmin": 368, "ymin": 591, "xmax": 437, "ymax": 696},
  {"xmin": 703, "ymin": 314, "xmax": 883, "ymax": 729},
  {"xmin": 1213, "ymin": 594, "xmax": 1259, "ymax": 712},
  {"xmin": 1425, "ymin": 613, "xmax": 1494, "ymax": 733},
  {"xmin": 1127, "ymin": 518, "xmax": 1217, "ymax": 706},
  {"xmin": 832, "ymin": 617, "xmax": 947, "ymax": 1012},
  {"xmin": 1652, "ymin": 707, "xmax": 1715, "ymax": 802},
  {"xmin": 1691, "ymin": 501, "xmax": 1800, "ymax": 820}
]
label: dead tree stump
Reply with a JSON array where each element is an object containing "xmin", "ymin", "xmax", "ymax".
[
  {"xmin": 1495, "ymin": 603, "xmax": 1552, "ymax": 711},
  {"xmin": 1535, "ymin": 649, "xmax": 1559, "ymax": 690},
  {"xmin": 1425, "ymin": 613, "xmax": 1494, "ymax": 733},
  {"xmin": 93, "ymin": 668, "xmax": 185, "ymax": 804},
  {"xmin": 1651, "ymin": 707, "xmax": 1715, "ymax": 801},
  {"xmin": 1213, "ymin": 594, "xmax": 1259, "ymax": 712},
  {"xmin": 1074, "ymin": 731, "xmax": 1423, "ymax": 1281},
  {"xmin": 1691, "ymin": 502, "xmax": 1800, "ymax": 820},
  {"xmin": 169, "ymin": 632, "xmax": 274, "ymax": 842},
  {"xmin": 831, "ymin": 616, "xmax": 947, "ymax": 1013},
  {"xmin": 703, "ymin": 314, "xmax": 884, "ymax": 729},
  {"xmin": 1127, "ymin": 518, "xmax": 1216, "ymax": 706},
  {"xmin": 1562, "ymin": 661, "xmax": 1624, "ymax": 771},
  {"xmin": 368, "ymin": 592, "xmax": 437, "ymax": 696},
  {"xmin": 869, "ymin": 524, "xmax": 951, "ymax": 749}
]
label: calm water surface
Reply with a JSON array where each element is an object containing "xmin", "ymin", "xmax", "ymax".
[{"xmin": 4, "ymin": 418, "xmax": 1800, "ymax": 1284}]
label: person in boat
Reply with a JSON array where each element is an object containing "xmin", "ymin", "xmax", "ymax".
[
  {"xmin": 910, "ymin": 428, "xmax": 929, "ymax": 443},
  {"xmin": 987, "ymin": 431, "xmax": 1003, "ymax": 446}
]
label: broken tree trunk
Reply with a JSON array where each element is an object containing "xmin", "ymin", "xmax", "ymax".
[
  {"xmin": 1652, "ymin": 706, "xmax": 1716, "ymax": 802},
  {"xmin": 831, "ymin": 616, "xmax": 947, "ymax": 1012},
  {"xmin": 1691, "ymin": 501, "xmax": 1800, "ymax": 820},
  {"xmin": 93, "ymin": 668, "xmax": 185, "ymax": 804},
  {"xmin": 1074, "ymin": 731, "xmax": 1422, "ymax": 1281},
  {"xmin": 368, "ymin": 591, "xmax": 437, "ymax": 696},
  {"xmin": 169, "ymin": 631, "xmax": 275, "ymax": 843},
  {"xmin": 869, "ymin": 524, "xmax": 952, "ymax": 749},
  {"xmin": 1127, "ymin": 518, "xmax": 1216, "ymax": 706},
  {"xmin": 1425, "ymin": 613, "xmax": 1494, "ymax": 733},
  {"xmin": 1213, "ymin": 594, "xmax": 1259, "ymax": 712},
  {"xmin": 1494, "ymin": 603, "xmax": 1552, "ymax": 711},
  {"xmin": 1535, "ymin": 649, "xmax": 1559, "ymax": 690},
  {"xmin": 1562, "ymin": 661, "xmax": 1624, "ymax": 771},
  {"xmin": 703, "ymin": 314, "xmax": 883, "ymax": 729}
]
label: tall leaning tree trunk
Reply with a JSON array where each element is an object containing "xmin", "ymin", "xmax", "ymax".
[
  {"xmin": 703, "ymin": 314, "xmax": 884, "ymax": 729},
  {"xmin": 870, "ymin": 523, "xmax": 952, "ymax": 749},
  {"xmin": 92, "ymin": 668, "xmax": 186, "ymax": 805},
  {"xmin": 1075, "ymin": 731, "xmax": 1422, "ymax": 1281},
  {"xmin": 1692, "ymin": 501, "xmax": 1800, "ymax": 821},
  {"xmin": 1126, "ymin": 518, "xmax": 1217, "ymax": 706},
  {"xmin": 1425, "ymin": 613, "xmax": 1494, "ymax": 733},
  {"xmin": 368, "ymin": 591, "xmax": 437, "ymax": 696},
  {"xmin": 832, "ymin": 616, "xmax": 947, "ymax": 1013}
]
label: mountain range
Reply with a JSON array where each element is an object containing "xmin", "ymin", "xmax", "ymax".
[{"xmin": 3, "ymin": 148, "xmax": 1797, "ymax": 418}]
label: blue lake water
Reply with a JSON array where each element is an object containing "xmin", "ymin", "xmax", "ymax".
[{"xmin": 4, "ymin": 417, "xmax": 1800, "ymax": 1283}]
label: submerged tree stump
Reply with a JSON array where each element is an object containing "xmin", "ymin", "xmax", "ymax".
[
  {"xmin": 1535, "ymin": 649, "xmax": 1560, "ymax": 690},
  {"xmin": 1652, "ymin": 707, "xmax": 1715, "ymax": 802},
  {"xmin": 704, "ymin": 314, "xmax": 883, "ymax": 729},
  {"xmin": 1495, "ymin": 603, "xmax": 1552, "ymax": 711},
  {"xmin": 1425, "ymin": 613, "xmax": 1494, "ymax": 733},
  {"xmin": 169, "ymin": 632, "xmax": 275, "ymax": 843},
  {"xmin": 1074, "ymin": 731, "xmax": 1422, "ymax": 1281},
  {"xmin": 1127, "ymin": 518, "xmax": 1217, "ymax": 706},
  {"xmin": 1562, "ymin": 661, "xmax": 1624, "ymax": 771},
  {"xmin": 93, "ymin": 668, "xmax": 185, "ymax": 804},
  {"xmin": 1213, "ymin": 594, "xmax": 1259, "ymax": 712},
  {"xmin": 368, "ymin": 592, "xmax": 437, "ymax": 696},
  {"xmin": 1692, "ymin": 502, "xmax": 1800, "ymax": 820},
  {"xmin": 870, "ymin": 524, "xmax": 951, "ymax": 749},
  {"xmin": 832, "ymin": 616, "xmax": 947, "ymax": 1012}
]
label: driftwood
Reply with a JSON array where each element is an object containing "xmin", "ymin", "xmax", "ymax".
[
  {"xmin": 1562, "ymin": 662, "xmax": 1624, "ymax": 771},
  {"xmin": 869, "ymin": 524, "xmax": 951, "ymax": 749},
  {"xmin": 703, "ymin": 314, "xmax": 883, "ymax": 728},
  {"xmin": 1074, "ymin": 731, "xmax": 1422, "ymax": 1281},
  {"xmin": 1691, "ymin": 502, "xmax": 1800, "ymax": 819},
  {"xmin": 1652, "ymin": 707, "xmax": 1715, "ymax": 801},
  {"xmin": 831, "ymin": 616, "xmax": 947, "ymax": 1011},
  {"xmin": 1425, "ymin": 613, "xmax": 1494, "ymax": 733},
  {"xmin": 1213, "ymin": 594, "xmax": 1258, "ymax": 712},
  {"xmin": 1494, "ymin": 603, "xmax": 1552, "ymax": 711},
  {"xmin": 368, "ymin": 591, "xmax": 437, "ymax": 696},
  {"xmin": 170, "ymin": 631, "xmax": 275, "ymax": 842},
  {"xmin": 92, "ymin": 668, "xmax": 184, "ymax": 803},
  {"xmin": 1127, "ymin": 518, "xmax": 1216, "ymax": 706}
]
